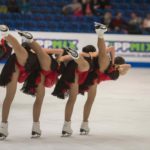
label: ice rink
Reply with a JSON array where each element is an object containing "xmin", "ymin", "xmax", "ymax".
[{"xmin": 0, "ymin": 65, "xmax": 150, "ymax": 150}]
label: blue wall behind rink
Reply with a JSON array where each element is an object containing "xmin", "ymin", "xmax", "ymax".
[
  {"xmin": 0, "ymin": 61, "xmax": 6, "ymax": 64},
  {"xmin": 127, "ymin": 62, "xmax": 150, "ymax": 68},
  {"xmin": 1, "ymin": 32, "xmax": 150, "ymax": 68}
]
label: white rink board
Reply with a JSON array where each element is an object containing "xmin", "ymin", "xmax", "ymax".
[{"xmin": 8, "ymin": 31, "xmax": 150, "ymax": 64}]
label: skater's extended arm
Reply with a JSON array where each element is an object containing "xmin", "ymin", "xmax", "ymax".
[
  {"xmin": 43, "ymin": 48, "xmax": 64, "ymax": 55},
  {"xmin": 58, "ymin": 55, "xmax": 72, "ymax": 62},
  {"xmin": 118, "ymin": 64, "xmax": 131, "ymax": 75},
  {"xmin": 80, "ymin": 52, "xmax": 98, "ymax": 58}
]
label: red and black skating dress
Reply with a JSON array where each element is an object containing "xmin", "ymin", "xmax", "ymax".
[
  {"xmin": 52, "ymin": 57, "xmax": 92, "ymax": 99},
  {"xmin": 96, "ymin": 63, "xmax": 119, "ymax": 84},
  {"xmin": 0, "ymin": 42, "xmax": 59, "ymax": 96},
  {"xmin": 0, "ymin": 42, "xmax": 40, "ymax": 87},
  {"xmin": 79, "ymin": 57, "xmax": 98, "ymax": 95},
  {"xmin": 79, "ymin": 57, "xmax": 120, "ymax": 94},
  {"xmin": 21, "ymin": 54, "xmax": 59, "ymax": 96}
]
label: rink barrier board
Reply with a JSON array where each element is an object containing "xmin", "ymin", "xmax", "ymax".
[{"xmin": 0, "ymin": 31, "xmax": 150, "ymax": 68}]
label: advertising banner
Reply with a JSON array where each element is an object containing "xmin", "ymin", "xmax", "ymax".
[{"xmin": 1, "ymin": 31, "xmax": 150, "ymax": 67}]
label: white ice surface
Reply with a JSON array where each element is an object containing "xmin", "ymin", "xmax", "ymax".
[{"xmin": 0, "ymin": 65, "xmax": 150, "ymax": 150}]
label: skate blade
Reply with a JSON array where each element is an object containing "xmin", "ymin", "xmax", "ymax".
[
  {"xmin": 31, "ymin": 131, "xmax": 41, "ymax": 138},
  {"xmin": 15, "ymin": 29, "xmax": 33, "ymax": 39},
  {"xmin": 64, "ymin": 47, "xmax": 79, "ymax": 59},
  {"xmin": 0, "ymin": 134, "xmax": 7, "ymax": 140},
  {"xmin": 15, "ymin": 29, "xmax": 24, "ymax": 36},
  {"xmin": 94, "ymin": 22, "xmax": 103, "ymax": 26},
  {"xmin": 80, "ymin": 129, "xmax": 89, "ymax": 135},
  {"xmin": 31, "ymin": 134, "xmax": 41, "ymax": 138},
  {"xmin": 61, "ymin": 131, "xmax": 72, "ymax": 137},
  {"xmin": 80, "ymin": 131, "xmax": 89, "ymax": 135},
  {"xmin": 94, "ymin": 22, "xmax": 107, "ymax": 30},
  {"xmin": 0, "ymin": 25, "xmax": 8, "ymax": 32}
]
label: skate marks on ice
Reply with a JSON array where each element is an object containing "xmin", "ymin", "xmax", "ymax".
[
  {"xmin": 0, "ymin": 66, "xmax": 150, "ymax": 150},
  {"xmin": 0, "ymin": 133, "xmax": 150, "ymax": 150}
]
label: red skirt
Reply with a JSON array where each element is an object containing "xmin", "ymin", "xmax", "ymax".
[
  {"xmin": 96, "ymin": 70, "xmax": 111, "ymax": 84},
  {"xmin": 16, "ymin": 61, "xmax": 29, "ymax": 83},
  {"xmin": 35, "ymin": 69, "xmax": 58, "ymax": 87},
  {"xmin": 76, "ymin": 70, "xmax": 89, "ymax": 85}
]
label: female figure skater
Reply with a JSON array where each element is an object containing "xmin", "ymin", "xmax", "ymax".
[
  {"xmin": 0, "ymin": 25, "xmax": 40, "ymax": 140},
  {"xmin": 78, "ymin": 23, "xmax": 131, "ymax": 135},
  {"xmin": 18, "ymin": 30, "xmax": 60, "ymax": 139},
  {"xmin": 19, "ymin": 32, "xmax": 79, "ymax": 138},
  {"xmin": 52, "ymin": 46, "xmax": 96, "ymax": 136}
]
